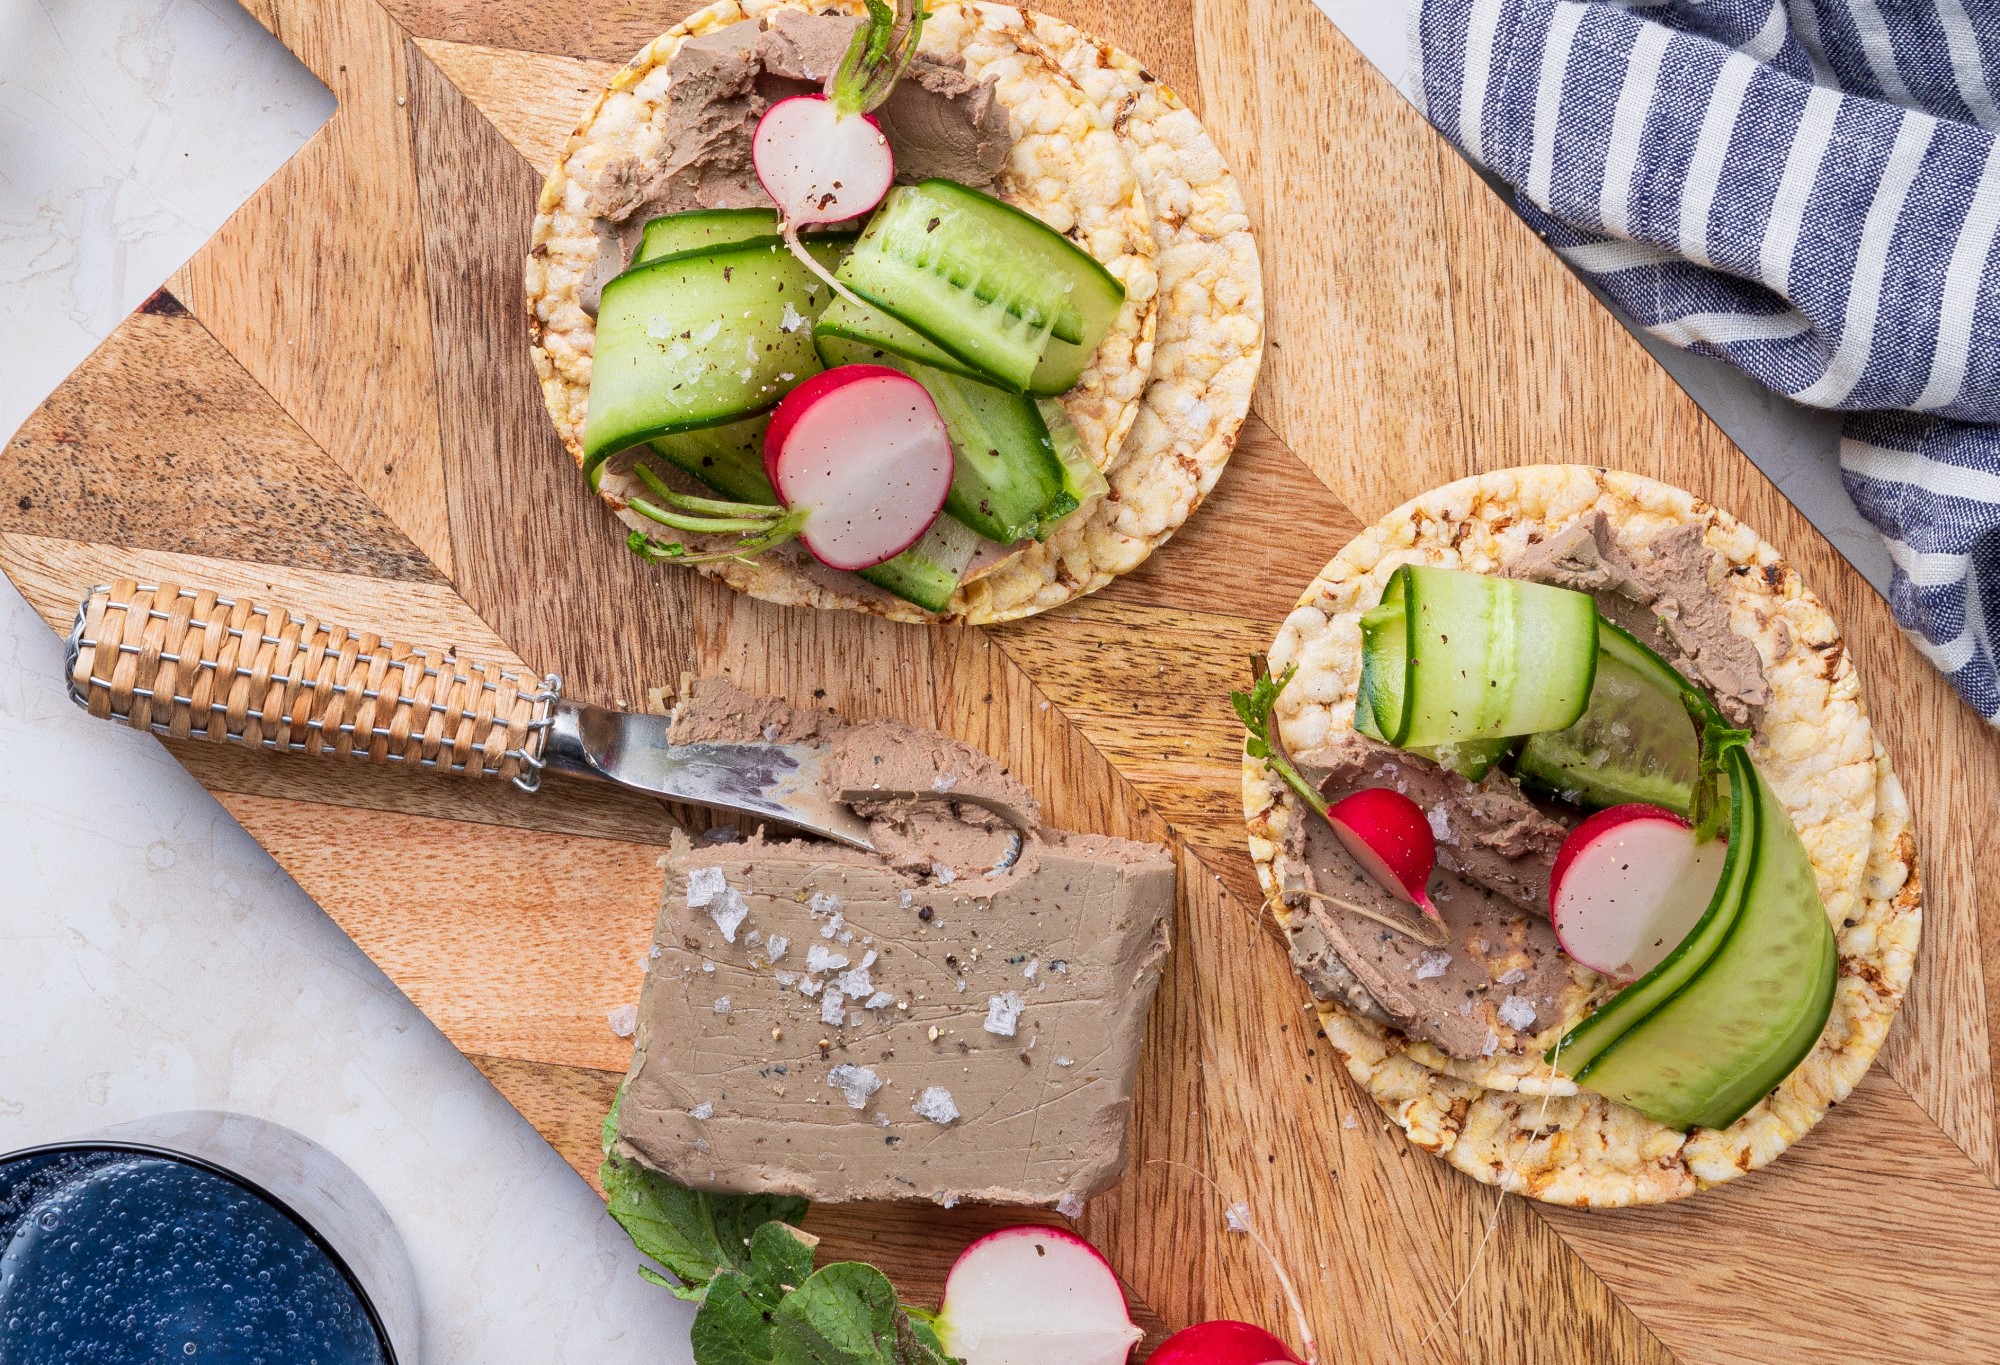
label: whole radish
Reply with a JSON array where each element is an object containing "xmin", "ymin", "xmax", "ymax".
[{"xmin": 754, "ymin": 0, "xmax": 919, "ymax": 299}]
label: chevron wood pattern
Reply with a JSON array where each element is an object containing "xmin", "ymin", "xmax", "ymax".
[{"xmin": 5, "ymin": 0, "xmax": 1997, "ymax": 1359}]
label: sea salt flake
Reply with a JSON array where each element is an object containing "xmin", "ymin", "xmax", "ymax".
[
  {"xmin": 702, "ymin": 962, "xmax": 716, "ymax": 974},
  {"xmin": 1054, "ymin": 1056, "xmax": 1073, "ymax": 1067},
  {"xmin": 1497, "ymin": 967, "xmax": 1527, "ymax": 985},
  {"xmin": 956, "ymin": 979, "xmax": 968, "ymax": 993},
  {"xmin": 826, "ymin": 1063, "xmax": 881, "ymax": 1110},
  {"xmin": 1023, "ymin": 959, "xmax": 1039, "ymax": 982},
  {"xmin": 930, "ymin": 772, "xmax": 957, "ymax": 792},
  {"xmin": 912, "ymin": 1087, "xmax": 960, "ymax": 1124},
  {"xmin": 693, "ymin": 1138, "xmax": 710, "ymax": 1152},
  {"xmin": 806, "ymin": 945, "xmax": 849, "ymax": 973},
  {"xmin": 1497, "ymin": 995, "xmax": 1538, "ymax": 1030},
  {"xmin": 821, "ymin": 912, "xmax": 844, "ymax": 940},
  {"xmin": 1426, "ymin": 805, "xmax": 1451, "ymax": 841},
  {"xmin": 932, "ymin": 863, "xmax": 958, "ymax": 884},
  {"xmin": 745, "ymin": 929, "xmax": 763, "ymax": 946},
  {"xmin": 1056, "ymin": 1193, "xmax": 1084, "ymax": 1219},
  {"xmin": 709, "ymin": 887, "xmax": 750, "ymax": 943},
  {"xmin": 809, "ymin": 892, "xmax": 843, "ymax": 919},
  {"xmin": 864, "ymin": 991, "xmax": 895, "ymax": 1009},
  {"xmin": 606, "ymin": 1004, "xmax": 638, "ymax": 1037},
  {"xmin": 899, "ymin": 889, "xmax": 915, "ymax": 909},
  {"xmin": 821, "ymin": 989, "xmax": 847, "ymax": 1027},
  {"xmin": 779, "ymin": 301, "xmax": 808, "ymax": 333},
  {"xmin": 983, "ymin": 992, "xmax": 1025, "ymax": 1037},
  {"xmin": 1050, "ymin": 960, "xmax": 1068, "ymax": 975},
  {"xmin": 799, "ymin": 978, "xmax": 822, "ymax": 997},
  {"xmin": 1225, "ymin": 1202, "xmax": 1252, "ymax": 1233},
  {"xmin": 1413, "ymin": 950, "xmax": 1453, "ymax": 980},
  {"xmin": 1342, "ymin": 1112, "xmax": 1360, "ymax": 1130},
  {"xmin": 767, "ymin": 935, "xmax": 790, "ymax": 963},
  {"xmin": 941, "ymin": 1194, "xmax": 960, "ymax": 1209},
  {"xmin": 713, "ymin": 996, "xmax": 732, "ymax": 1015},
  {"xmin": 689, "ymin": 1102, "xmax": 714, "ymax": 1120},
  {"xmin": 685, "ymin": 866, "xmax": 727, "ymax": 908},
  {"xmin": 1481, "ymin": 1030, "xmax": 1500, "ymax": 1057},
  {"xmin": 836, "ymin": 964, "xmax": 874, "ymax": 997},
  {"xmin": 775, "ymin": 971, "xmax": 797, "ymax": 987}
]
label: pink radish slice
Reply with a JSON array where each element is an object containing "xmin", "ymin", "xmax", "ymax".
[
  {"xmin": 763, "ymin": 365, "xmax": 952, "ymax": 571},
  {"xmin": 753, "ymin": 94, "xmax": 894, "ymax": 227},
  {"xmin": 936, "ymin": 1225, "xmax": 1143, "ymax": 1365},
  {"xmin": 1148, "ymin": 1321, "xmax": 1304, "ymax": 1365},
  {"xmin": 1549, "ymin": 803, "xmax": 1727, "ymax": 982},
  {"xmin": 1324, "ymin": 788, "xmax": 1439, "ymax": 918}
]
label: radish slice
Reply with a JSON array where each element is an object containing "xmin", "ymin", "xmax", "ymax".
[
  {"xmin": 1549, "ymin": 803, "xmax": 1727, "ymax": 981},
  {"xmin": 753, "ymin": 95, "xmax": 895, "ymax": 229},
  {"xmin": 936, "ymin": 1226, "xmax": 1143, "ymax": 1365},
  {"xmin": 763, "ymin": 364, "xmax": 952, "ymax": 570},
  {"xmin": 1149, "ymin": 1321, "xmax": 1304, "ymax": 1365},
  {"xmin": 1324, "ymin": 788, "xmax": 1439, "ymax": 919}
]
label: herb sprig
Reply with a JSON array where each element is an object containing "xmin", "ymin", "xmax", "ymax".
[
  {"xmin": 600, "ymin": 1097, "xmax": 957, "ymax": 1365},
  {"xmin": 1231, "ymin": 660, "xmax": 1329, "ymax": 818}
]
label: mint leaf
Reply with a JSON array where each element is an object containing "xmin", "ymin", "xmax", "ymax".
[
  {"xmin": 693, "ymin": 1268, "xmax": 786, "ymax": 1365},
  {"xmin": 600, "ymin": 1153, "xmax": 809, "ymax": 1299},
  {"xmin": 1230, "ymin": 661, "xmax": 1329, "ymax": 819},
  {"xmin": 771, "ymin": 1263, "xmax": 955, "ymax": 1365}
]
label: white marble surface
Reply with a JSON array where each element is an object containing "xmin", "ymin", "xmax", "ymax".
[{"xmin": 0, "ymin": 1, "xmax": 693, "ymax": 1360}]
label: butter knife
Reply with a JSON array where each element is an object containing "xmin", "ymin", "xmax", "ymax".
[{"xmin": 63, "ymin": 581, "xmax": 875, "ymax": 850}]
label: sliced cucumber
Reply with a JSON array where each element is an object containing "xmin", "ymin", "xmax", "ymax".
[
  {"xmin": 1358, "ymin": 565, "xmax": 1598, "ymax": 749},
  {"xmin": 1517, "ymin": 620, "xmax": 1704, "ymax": 813},
  {"xmin": 857, "ymin": 515, "xmax": 982, "ymax": 613},
  {"xmin": 1412, "ymin": 736, "xmax": 1515, "ymax": 782},
  {"xmin": 634, "ymin": 208, "xmax": 779, "ymax": 265},
  {"xmin": 1034, "ymin": 398, "xmax": 1106, "ymax": 535},
  {"xmin": 1354, "ymin": 575, "xmax": 1408, "ymax": 741},
  {"xmin": 638, "ymin": 413, "xmax": 775, "ymax": 503},
  {"xmin": 836, "ymin": 181, "xmax": 1125, "ymax": 394},
  {"xmin": 1551, "ymin": 751, "xmax": 1755, "ymax": 1079},
  {"xmin": 814, "ymin": 296, "xmax": 988, "ymax": 383},
  {"xmin": 584, "ymin": 241, "xmax": 824, "ymax": 470},
  {"xmin": 1569, "ymin": 745, "xmax": 1836, "ymax": 1130},
  {"xmin": 817, "ymin": 334, "xmax": 1066, "ymax": 546}
]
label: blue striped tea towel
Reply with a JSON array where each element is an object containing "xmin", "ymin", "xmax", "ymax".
[{"xmin": 1414, "ymin": 0, "xmax": 2000, "ymax": 721}]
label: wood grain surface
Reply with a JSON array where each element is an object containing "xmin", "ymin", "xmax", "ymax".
[{"xmin": 5, "ymin": 0, "xmax": 1998, "ymax": 1359}]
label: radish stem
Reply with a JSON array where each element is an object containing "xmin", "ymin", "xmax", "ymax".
[
  {"xmin": 1293, "ymin": 887, "xmax": 1449, "ymax": 947},
  {"xmin": 628, "ymin": 498, "xmax": 786, "ymax": 536},
  {"xmin": 785, "ymin": 225, "xmax": 872, "ymax": 311},
  {"xmin": 631, "ymin": 462, "xmax": 777, "ymax": 518}
]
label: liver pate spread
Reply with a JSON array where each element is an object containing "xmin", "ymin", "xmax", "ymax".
[
  {"xmin": 581, "ymin": 13, "xmax": 1012, "ymax": 313},
  {"xmin": 1507, "ymin": 511, "xmax": 1770, "ymax": 724},
  {"xmin": 1278, "ymin": 738, "xmax": 1569, "ymax": 1060},
  {"xmin": 615, "ymin": 681, "xmax": 1174, "ymax": 1206}
]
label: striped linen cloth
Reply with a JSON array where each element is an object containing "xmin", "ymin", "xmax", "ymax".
[{"xmin": 1414, "ymin": 0, "xmax": 2000, "ymax": 720}]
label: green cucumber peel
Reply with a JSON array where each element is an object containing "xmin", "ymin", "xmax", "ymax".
[
  {"xmin": 831, "ymin": 0, "xmax": 928, "ymax": 116},
  {"xmin": 1231, "ymin": 660, "xmax": 1329, "ymax": 820},
  {"xmin": 599, "ymin": 1092, "xmax": 960, "ymax": 1363},
  {"xmin": 1687, "ymin": 694, "xmax": 1749, "ymax": 845}
]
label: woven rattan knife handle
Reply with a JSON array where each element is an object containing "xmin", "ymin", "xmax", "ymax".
[{"xmin": 66, "ymin": 581, "xmax": 562, "ymax": 791}]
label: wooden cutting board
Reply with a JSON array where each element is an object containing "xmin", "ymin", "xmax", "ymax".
[{"xmin": 5, "ymin": 0, "xmax": 1998, "ymax": 1358}]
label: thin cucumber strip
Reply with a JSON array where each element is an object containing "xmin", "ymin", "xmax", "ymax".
[
  {"xmin": 813, "ymin": 296, "xmax": 988, "ymax": 383},
  {"xmin": 634, "ymin": 208, "xmax": 779, "ymax": 265},
  {"xmin": 1516, "ymin": 619, "xmax": 1704, "ymax": 813},
  {"xmin": 857, "ymin": 515, "xmax": 982, "ymax": 613},
  {"xmin": 1354, "ymin": 575, "xmax": 1408, "ymax": 742},
  {"xmin": 1367, "ymin": 565, "xmax": 1597, "ymax": 747},
  {"xmin": 1034, "ymin": 398, "xmax": 1106, "ymax": 536},
  {"xmin": 836, "ymin": 182, "xmax": 1126, "ymax": 393},
  {"xmin": 635, "ymin": 414, "xmax": 776, "ymax": 504},
  {"xmin": 583, "ymin": 241, "xmax": 824, "ymax": 468},
  {"xmin": 1570, "ymin": 746, "xmax": 1836, "ymax": 1130},
  {"xmin": 1551, "ymin": 745, "xmax": 1755, "ymax": 1078}
]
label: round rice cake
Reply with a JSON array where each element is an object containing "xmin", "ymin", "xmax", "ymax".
[
  {"xmin": 526, "ymin": 0, "xmax": 1262, "ymax": 623},
  {"xmin": 1240, "ymin": 466, "xmax": 1921, "ymax": 1206}
]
